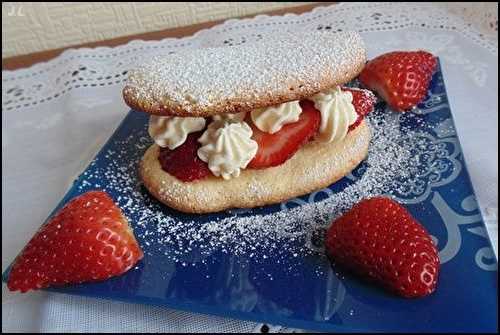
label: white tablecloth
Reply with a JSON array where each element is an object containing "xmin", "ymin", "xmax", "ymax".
[{"xmin": 2, "ymin": 2, "xmax": 497, "ymax": 333}]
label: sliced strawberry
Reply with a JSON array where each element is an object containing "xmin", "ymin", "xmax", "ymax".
[
  {"xmin": 247, "ymin": 100, "xmax": 320, "ymax": 169},
  {"xmin": 158, "ymin": 131, "xmax": 212, "ymax": 182},
  {"xmin": 7, "ymin": 191, "xmax": 143, "ymax": 293},
  {"xmin": 325, "ymin": 197, "xmax": 440, "ymax": 298},
  {"xmin": 359, "ymin": 51, "xmax": 437, "ymax": 111},
  {"xmin": 342, "ymin": 87, "xmax": 376, "ymax": 131}
]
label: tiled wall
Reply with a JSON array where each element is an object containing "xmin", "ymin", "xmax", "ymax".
[{"xmin": 2, "ymin": 2, "xmax": 313, "ymax": 58}]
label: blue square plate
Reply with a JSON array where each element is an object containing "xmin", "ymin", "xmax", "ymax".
[{"xmin": 3, "ymin": 60, "xmax": 498, "ymax": 332}]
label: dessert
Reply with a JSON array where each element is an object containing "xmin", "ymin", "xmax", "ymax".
[
  {"xmin": 7, "ymin": 191, "xmax": 143, "ymax": 293},
  {"xmin": 123, "ymin": 31, "xmax": 376, "ymax": 213},
  {"xmin": 359, "ymin": 51, "xmax": 437, "ymax": 111},
  {"xmin": 325, "ymin": 197, "xmax": 440, "ymax": 298}
]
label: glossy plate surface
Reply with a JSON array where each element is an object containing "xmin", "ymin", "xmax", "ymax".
[{"xmin": 3, "ymin": 61, "xmax": 498, "ymax": 332}]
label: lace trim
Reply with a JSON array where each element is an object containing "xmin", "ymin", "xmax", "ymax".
[{"xmin": 2, "ymin": 2, "xmax": 498, "ymax": 112}]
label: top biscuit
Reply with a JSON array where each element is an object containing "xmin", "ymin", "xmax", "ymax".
[{"xmin": 123, "ymin": 31, "xmax": 366, "ymax": 117}]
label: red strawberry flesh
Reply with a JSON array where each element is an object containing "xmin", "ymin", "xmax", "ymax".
[
  {"xmin": 325, "ymin": 197, "xmax": 440, "ymax": 298},
  {"xmin": 7, "ymin": 191, "xmax": 143, "ymax": 293},
  {"xmin": 157, "ymin": 87, "xmax": 374, "ymax": 173},
  {"xmin": 158, "ymin": 131, "xmax": 212, "ymax": 182},
  {"xmin": 247, "ymin": 100, "xmax": 321, "ymax": 169},
  {"xmin": 359, "ymin": 51, "xmax": 437, "ymax": 112},
  {"xmin": 342, "ymin": 87, "xmax": 376, "ymax": 131}
]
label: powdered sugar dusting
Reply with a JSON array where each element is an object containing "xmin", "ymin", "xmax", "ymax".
[
  {"xmin": 124, "ymin": 31, "xmax": 365, "ymax": 116},
  {"xmin": 77, "ymin": 103, "xmax": 437, "ymax": 271}
]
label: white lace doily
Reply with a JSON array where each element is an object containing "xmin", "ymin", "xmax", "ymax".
[{"xmin": 2, "ymin": 2, "xmax": 498, "ymax": 333}]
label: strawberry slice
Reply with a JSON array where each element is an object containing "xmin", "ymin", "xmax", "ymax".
[
  {"xmin": 325, "ymin": 197, "xmax": 440, "ymax": 298},
  {"xmin": 342, "ymin": 87, "xmax": 376, "ymax": 131},
  {"xmin": 247, "ymin": 100, "xmax": 321, "ymax": 169},
  {"xmin": 158, "ymin": 131, "xmax": 212, "ymax": 182},
  {"xmin": 359, "ymin": 51, "xmax": 437, "ymax": 111},
  {"xmin": 247, "ymin": 88, "xmax": 373, "ymax": 169},
  {"xmin": 7, "ymin": 191, "xmax": 143, "ymax": 293}
]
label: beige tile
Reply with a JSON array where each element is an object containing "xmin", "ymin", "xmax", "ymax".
[{"xmin": 2, "ymin": 2, "xmax": 312, "ymax": 57}]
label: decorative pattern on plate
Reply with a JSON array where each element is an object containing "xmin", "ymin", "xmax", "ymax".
[
  {"xmin": 429, "ymin": 192, "xmax": 492, "ymax": 267},
  {"xmin": 391, "ymin": 132, "xmax": 462, "ymax": 203},
  {"xmin": 345, "ymin": 74, "xmax": 461, "ymax": 204}
]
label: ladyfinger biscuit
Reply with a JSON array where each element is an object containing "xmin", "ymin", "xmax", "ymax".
[{"xmin": 124, "ymin": 31, "xmax": 366, "ymax": 117}]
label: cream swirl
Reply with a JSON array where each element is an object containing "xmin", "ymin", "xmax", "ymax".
[
  {"xmin": 148, "ymin": 115, "xmax": 206, "ymax": 149},
  {"xmin": 310, "ymin": 86, "xmax": 357, "ymax": 143},
  {"xmin": 250, "ymin": 101, "xmax": 302, "ymax": 134},
  {"xmin": 197, "ymin": 120, "xmax": 258, "ymax": 180},
  {"xmin": 212, "ymin": 112, "xmax": 247, "ymax": 122}
]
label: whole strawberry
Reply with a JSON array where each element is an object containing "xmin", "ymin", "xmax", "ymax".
[
  {"xmin": 325, "ymin": 197, "xmax": 440, "ymax": 298},
  {"xmin": 359, "ymin": 51, "xmax": 437, "ymax": 112},
  {"xmin": 7, "ymin": 191, "xmax": 143, "ymax": 293}
]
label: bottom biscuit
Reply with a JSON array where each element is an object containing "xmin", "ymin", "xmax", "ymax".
[{"xmin": 140, "ymin": 120, "xmax": 371, "ymax": 214}]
